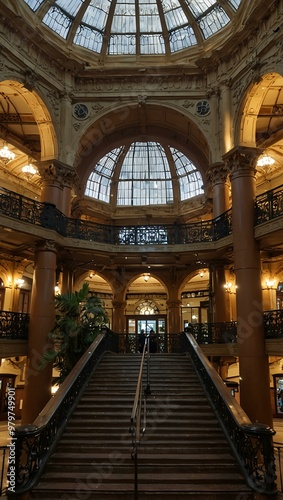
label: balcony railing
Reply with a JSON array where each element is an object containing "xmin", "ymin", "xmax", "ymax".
[
  {"xmin": 1, "ymin": 184, "xmax": 283, "ymax": 248},
  {"xmin": 0, "ymin": 188, "xmax": 232, "ymax": 245},
  {"xmin": 1, "ymin": 310, "xmax": 283, "ymax": 344},
  {"xmin": 0, "ymin": 311, "xmax": 29, "ymax": 340},
  {"xmin": 255, "ymin": 184, "xmax": 283, "ymax": 225}
]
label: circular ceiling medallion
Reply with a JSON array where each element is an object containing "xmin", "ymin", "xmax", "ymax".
[
  {"xmin": 195, "ymin": 101, "xmax": 211, "ymax": 116},
  {"xmin": 73, "ymin": 103, "xmax": 89, "ymax": 120}
]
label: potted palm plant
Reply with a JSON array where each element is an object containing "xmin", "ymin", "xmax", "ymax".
[{"xmin": 41, "ymin": 283, "xmax": 108, "ymax": 384}]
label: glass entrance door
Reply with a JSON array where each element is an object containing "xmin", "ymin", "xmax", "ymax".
[{"xmin": 126, "ymin": 315, "xmax": 167, "ymax": 352}]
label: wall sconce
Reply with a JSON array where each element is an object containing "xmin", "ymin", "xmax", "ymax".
[
  {"xmin": 15, "ymin": 278, "xmax": 25, "ymax": 289},
  {"xmin": 264, "ymin": 279, "xmax": 276, "ymax": 290},
  {"xmin": 54, "ymin": 285, "xmax": 60, "ymax": 295},
  {"xmin": 199, "ymin": 270, "xmax": 204, "ymax": 278},
  {"xmin": 224, "ymin": 282, "xmax": 237, "ymax": 294},
  {"xmin": 89, "ymin": 272, "xmax": 95, "ymax": 279},
  {"xmin": 143, "ymin": 273, "xmax": 150, "ymax": 282}
]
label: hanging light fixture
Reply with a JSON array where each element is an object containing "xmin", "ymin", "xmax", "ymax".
[
  {"xmin": 257, "ymin": 155, "xmax": 275, "ymax": 167},
  {"xmin": 22, "ymin": 157, "xmax": 38, "ymax": 176},
  {"xmin": 22, "ymin": 164, "xmax": 38, "ymax": 175},
  {"xmin": 0, "ymin": 143, "xmax": 15, "ymax": 164}
]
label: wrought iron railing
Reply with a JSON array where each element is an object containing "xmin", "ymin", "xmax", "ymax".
[
  {"xmin": 2, "ymin": 310, "xmax": 283, "ymax": 346},
  {"xmin": 8, "ymin": 329, "xmax": 118, "ymax": 496},
  {"xmin": 180, "ymin": 332, "xmax": 277, "ymax": 495},
  {"xmin": 0, "ymin": 188, "xmax": 232, "ymax": 245},
  {"xmin": 255, "ymin": 184, "xmax": 283, "ymax": 225},
  {"xmin": 187, "ymin": 321, "xmax": 237, "ymax": 344},
  {"xmin": 0, "ymin": 446, "xmax": 8, "ymax": 497},
  {"xmin": 120, "ymin": 332, "xmax": 180, "ymax": 353},
  {"xmin": 0, "ymin": 311, "xmax": 29, "ymax": 340},
  {"xmin": 273, "ymin": 442, "xmax": 283, "ymax": 493},
  {"xmin": 0, "ymin": 183, "xmax": 283, "ymax": 249}
]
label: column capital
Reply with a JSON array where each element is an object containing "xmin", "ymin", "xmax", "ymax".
[
  {"xmin": 35, "ymin": 239, "xmax": 57, "ymax": 254},
  {"xmin": 36, "ymin": 160, "xmax": 78, "ymax": 189},
  {"xmin": 206, "ymin": 162, "xmax": 229, "ymax": 187},
  {"xmin": 166, "ymin": 299, "xmax": 181, "ymax": 309},
  {"xmin": 223, "ymin": 146, "xmax": 262, "ymax": 180}
]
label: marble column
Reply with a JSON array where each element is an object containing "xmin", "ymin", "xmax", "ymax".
[
  {"xmin": 112, "ymin": 300, "xmax": 127, "ymax": 334},
  {"xmin": 21, "ymin": 240, "xmax": 57, "ymax": 424},
  {"xmin": 167, "ymin": 299, "xmax": 181, "ymax": 333},
  {"xmin": 207, "ymin": 164, "xmax": 230, "ymax": 323},
  {"xmin": 224, "ymin": 146, "xmax": 273, "ymax": 427}
]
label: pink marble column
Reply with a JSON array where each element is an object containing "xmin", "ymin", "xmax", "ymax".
[
  {"xmin": 207, "ymin": 164, "xmax": 230, "ymax": 322},
  {"xmin": 225, "ymin": 146, "xmax": 272, "ymax": 427},
  {"xmin": 21, "ymin": 240, "xmax": 57, "ymax": 424}
]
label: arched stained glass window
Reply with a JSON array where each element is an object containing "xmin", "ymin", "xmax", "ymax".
[{"xmin": 84, "ymin": 141, "xmax": 204, "ymax": 206}]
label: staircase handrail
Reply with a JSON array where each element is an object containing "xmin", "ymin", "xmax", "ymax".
[
  {"xmin": 131, "ymin": 335, "xmax": 150, "ymax": 441},
  {"xmin": 130, "ymin": 335, "xmax": 150, "ymax": 500},
  {"xmin": 9, "ymin": 329, "xmax": 118, "ymax": 496},
  {"xmin": 0, "ymin": 445, "xmax": 8, "ymax": 497},
  {"xmin": 180, "ymin": 332, "xmax": 277, "ymax": 495}
]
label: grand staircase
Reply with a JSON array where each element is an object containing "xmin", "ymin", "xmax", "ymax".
[{"xmin": 30, "ymin": 352, "xmax": 253, "ymax": 499}]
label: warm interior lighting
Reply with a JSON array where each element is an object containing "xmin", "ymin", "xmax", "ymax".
[
  {"xmin": 0, "ymin": 144, "xmax": 15, "ymax": 163},
  {"xmin": 224, "ymin": 282, "xmax": 237, "ymax": 294},
  {"xmin": 143, "ymin": 273, "xmax": 150, "ymax": 282},
  {"xmin": 265, "ymin": 279, "xmax": 276, "ymax": 290},
  {"xmin": 22, "ymin": 164, "xmax": 38, "ymax": 175},
  {"xmin": 257, "ymin": 155, "xmax": 275, "ymax": 167},
  {"xmin": 199, "ymin": 270, "xmax": 204, "ymax": 278},
  {"xmin": 16, "ymin": 278, "xmax": 25, "ymax": 288}
]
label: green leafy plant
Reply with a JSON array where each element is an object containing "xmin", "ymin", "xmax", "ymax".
[{"xmin": 41, "ymin": 283, "xmax": 108, "ymax": 384}]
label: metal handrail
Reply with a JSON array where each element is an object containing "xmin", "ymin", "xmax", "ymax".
[
  {"xmin": 0, "ymin": 446, "xmax": 8, "ymax": 497},
  {"xmin": 130, "ymin": 335, "xmax": 150, "ymax": 499},
  {"xmin": 273, "ymin": 441, "xmax": 283, "ymax": 492},
  {"xmin": 180, "ymin": 332, "xmax": 277, "ymax": 495},
  {"xmin": 10, "ymin": 329, "xmax": 119, "ymax": 495}
]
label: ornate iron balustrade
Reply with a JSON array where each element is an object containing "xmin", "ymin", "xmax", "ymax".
[
  {"xmin": 120, "ymin": 333, "xmax": 180, "ymax": 353},
  {"xmin": 180, "ymin": 332, "xmax": 277, "ymax": 495},
  {"xmin": 255, "ymin": 184, "xmax": 283, "ymax": 224},
  {"xmin": 188, "ymin": 321, "xmax": 237, "ymax": 344},
  {"xmin": 0, "ymin": 188, "xmax": 233, "ymax": 245},
  {"xmin": 0, "ymin": 311, "xmax": 29, "ymax": 340},
  {"xmin": 1, "ymin": 310, "xmax": 283, "ymax": 345},
  {"xmin": 10, "ymin": 329, "xmax": 118, "ymax": 495},
  {"xmin": 263, "ymin": 309, "xmax": 283, "ymax": 339}
]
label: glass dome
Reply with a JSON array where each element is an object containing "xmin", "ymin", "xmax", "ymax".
[
  {"xmin": 85, "ymin": 141, "xmax": 204, "ymax": 206},
  {"xmin": 22, "ymin": 0, "xmax": 242, "ymax": 57}
]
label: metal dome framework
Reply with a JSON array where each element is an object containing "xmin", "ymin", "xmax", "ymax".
[
  {"xmin": 85, "ymin": 141, "xmax": 204, "ymax": 206},
  {"xmin": 22, "ymin": 0, "xmax": 242, "ymax": 57}
]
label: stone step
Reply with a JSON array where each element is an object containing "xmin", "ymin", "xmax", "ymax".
[
  {"xmin": 29, "ymin": 353, "xmax": 252, "ymax": 499},
  {"xmin": 37, "ymin": 471, "xmax": 246, "ymax": 485}
]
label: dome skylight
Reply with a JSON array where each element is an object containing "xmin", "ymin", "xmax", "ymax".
[
  {"xmin": 22, "ymin": 0, "xmax": 242, "ymax": 57},
  {"xmin": 85, "ymin": 141, "xmax": 204, "ymax": 206}
]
